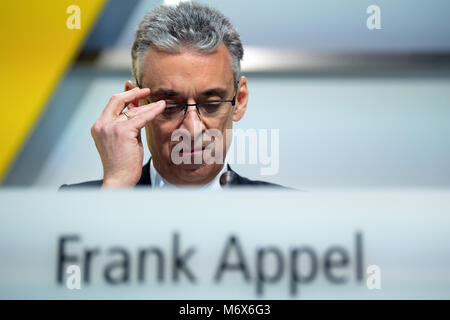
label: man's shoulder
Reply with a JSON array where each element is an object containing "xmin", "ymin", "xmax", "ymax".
[
  {"xmin": 59, "ymin": 161, "xmax": 290, "ymax": 190},
  {"xmin": 225, "ymin": 167, "xmax": 288, "ymax": 189},
  {"xmin": 60, "ymin": 161, "xmax": 152, "ymax": 190},
  {"xmin": 59, "ymin": 180, "xmax": 103, "ymax": 189}
]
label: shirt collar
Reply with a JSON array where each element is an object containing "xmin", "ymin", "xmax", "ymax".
[{"xmin": 149, "ymin": 158, "xmax": 228, "ymax": 190}]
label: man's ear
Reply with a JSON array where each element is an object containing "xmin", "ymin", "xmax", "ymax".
[
  {"xmin": 233, "ymin": 76, "xmax": 248, "ymax": 122},
  {"xmin": 124, "ymin": 80, "xmax": 141, "ymax": 108}
]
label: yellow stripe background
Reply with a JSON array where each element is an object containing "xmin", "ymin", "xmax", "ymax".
[{"xmin": 0, "ymin": 0, "xmax": 105, "ymax": 183}]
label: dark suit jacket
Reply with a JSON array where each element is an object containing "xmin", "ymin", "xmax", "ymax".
[{"xmin": 60, "ymin": 160, "xmax": 286, "ymax": 189}]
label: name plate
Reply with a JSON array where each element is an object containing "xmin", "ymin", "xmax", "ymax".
[{"xmin": 0, "ymin": 190, "xmax": 449, "ymax": 299}]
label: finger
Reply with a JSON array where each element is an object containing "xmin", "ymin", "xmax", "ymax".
[
  {"xmin": 123, "ymin": 80, "xmax": 142, "ymax": 111},
  {"xmin": 116, "ymin": 99, "xmax": 163, "ymax": 120},
  {"xmin": 125, "ymin": 93, "xmax": 152, "ymax": 113},
  {"xmin": 126, "ymin": 101, "xmax": 139, "ymax": 111},
  {"xmin": 116, "ymin": 111, "xmax": 132, "ymax": 122},
  {"xmin": 102, "ymin": 87, "xmax": 151, "ymax": 120},
  {"xmin": 126, "ymin": 100, "xmax": 166, "ymax": 129}
]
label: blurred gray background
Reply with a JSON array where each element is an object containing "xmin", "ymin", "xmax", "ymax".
[{"xmin": 4, "ymin": 0, "xmax": 450, "ymax": 190}]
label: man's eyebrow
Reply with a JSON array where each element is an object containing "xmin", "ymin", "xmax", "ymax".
[
  {"xmin": 150, "ymin": 89, "xmax": 180, "ymax": 97},
  {"xmin": 200, "ymin": 88, "xmax": 228, "ymax": 97}
]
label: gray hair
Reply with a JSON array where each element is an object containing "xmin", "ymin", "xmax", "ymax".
[{"xmin": 131, "ymin": 1, "xmax": 244, "ymax": 87}]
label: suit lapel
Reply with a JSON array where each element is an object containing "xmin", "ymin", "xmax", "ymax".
[{"xmin": 136, "ymin": 160, "xmax": 152, "ymax": 186}]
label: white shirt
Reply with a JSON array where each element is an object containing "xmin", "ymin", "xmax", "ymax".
[{"xmin": 149, "ymin": 158, "xmax": 228, "ymax": 190}]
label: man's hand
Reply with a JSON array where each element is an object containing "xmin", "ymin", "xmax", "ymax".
[{"xmin": 90, "ymin": 87, "xmax": 166, "ymax": 188}]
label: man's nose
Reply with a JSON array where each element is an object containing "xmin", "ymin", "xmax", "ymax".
[{"xmin": 180, "ymin": 104, "xmax": 204, "ymax": 137}]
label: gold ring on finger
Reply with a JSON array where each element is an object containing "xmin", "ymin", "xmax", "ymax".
[{"xmin": 122, "ymin": 111, "xmax": 131, "ymax": 120}]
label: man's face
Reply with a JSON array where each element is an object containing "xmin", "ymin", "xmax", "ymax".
[{"xmin": 139, "ymin": 44, "xmax": 248, "ymax": 185}]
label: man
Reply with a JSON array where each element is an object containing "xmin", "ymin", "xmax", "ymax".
[{"xmin": 61, "ymin": 2, "xmax": 284, "ymax": 189}]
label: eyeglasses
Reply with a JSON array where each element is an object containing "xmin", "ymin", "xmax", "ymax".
[{"xmin": 136, "ymin": 79, "xmax": 238, "ymax": 121}]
